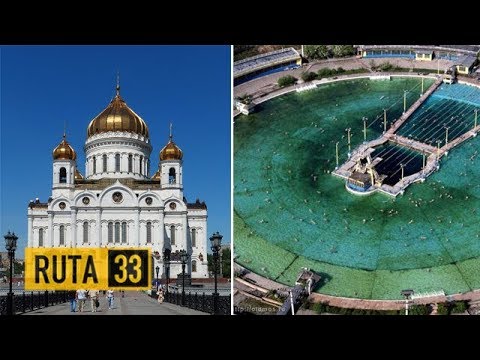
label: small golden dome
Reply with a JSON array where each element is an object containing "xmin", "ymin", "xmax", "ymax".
[
  {"xmin": 87, "ymin": 86, "xmax": 149, "ymax": 138},
  {"xmin": 160, "ymin": 136, "xmax": 183, "ymax": 161},
  {"xmin": 74, "ymin": 168, "xmax": 84, "ymax": 180},
  {"xmin": 151, "ymin": 169, "xmax": 161, "ymax": 180},
  {"xmin": 53, "ymin": 135, "xmax": 77, "ymax": 160}
]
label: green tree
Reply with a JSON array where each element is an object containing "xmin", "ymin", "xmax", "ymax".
[
  {"xmin": 331, "ymin": 45, "xmax": 355, "ymax": 58},
  {"xmin": 13, "ymin": 261, "xmax": 24, "ymax": 275},
  {"xmin": 437, "ymin": 302, "xmax": 449, "ymax": 315},
  {"xmin": 301, "ymin": 71, "xmax": 317, "ymax": 82},
  {"xmin": 278, "ymin": 75, "xmax": 297, "ymax": 87},
  {"xmin": 221, "ymin": 247, "xmax": 231, "ymax": 278},
  {"xmin": 304, "ymin": 45, "xmax": 329, "ymax": 60}
]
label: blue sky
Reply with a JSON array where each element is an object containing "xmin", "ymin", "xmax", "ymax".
[{"xmin": 0, "ymin": 45, "xmax": 231, "ymax": 258}]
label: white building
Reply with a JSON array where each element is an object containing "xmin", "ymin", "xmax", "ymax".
[{"xmin": 27, "ymin": 84, "xmax": 209, "ymax": 280}]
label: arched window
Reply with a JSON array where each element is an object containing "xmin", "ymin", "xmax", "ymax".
[
  {"xmin": 115, "ymin": 222, "xmax": 120, "ymax": 243},
  {"xmin": 191, "ymin": 228, "xmax": 196, "ymax": 247},
  {"xmin": 192, "ymin": 260, "xmax": 197, "ymax": 273},
  {"xmin": 59, "ymin": 225, "xmax": 65, "ymax": 246},
  {"xmin": 128, "ymin": 154, "xmax": 133, "ymax": 173},
  {"xmin": 93, "ymin": 156, "xmax": 96, "ymax": 174},
  {"xmin": 38, "ymin": 228, "xmax": 44, "ymax": 247},
  {"xmin": 108, "ymin": 222, "xmax": 113, "ymax": 243},
  {"xmin": 122, "ymin": 222, "xmax": 127, "ymax": 244},
  {"xmin": 103, "ymin": 154, "xmax": 108, "ymax": 172},
  {"xmin": 169, "ymin": 168, "xmax": 176, "ymax": 184},
  {"xmin": 83, "ymin": 222, "xmax": 89, "ymax": 244},
  {"xmin": 170, "ymin": 225, "xmax": 175, "ymax": 245},
  {"xmin": 115, "ymin": 153, "xmax": 120, "ymax": 172},
  {"xmin": 59, "ymin": 167, "xmax": 67, "ymax": 183},
  {"xmin": 146, "ymin": 222, "xmax": 152, "ymax": 243},
  {"xmin": 140, "ymin": 156, "xmax": 143, "ymax": 175}
]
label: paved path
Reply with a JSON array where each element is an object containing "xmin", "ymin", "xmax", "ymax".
[{"xmin": 25, "ymin": 291, "xmax": 207, "ymax": 315}]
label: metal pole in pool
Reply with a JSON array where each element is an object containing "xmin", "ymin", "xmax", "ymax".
[
  {"xmin": 421, "ymin": 77, "xmax": 424, "ymax": 96},
  {"xmin": 335, "ymin": 142, "xmax": 339, "ymax": 169},
  {"xmin": 445, "ymin": 127, "xmax": 449, "ymax": 146},
  {"xmin": 346, "ymin": 128, "xmax": 351, "ymax": 156},
  {"xmin": 363, "ymin": 117, "xmax": 367, "ymax": 142},
  {"xmin": 290, "ymin": 291, "xmax": 295, "ymax": 315},
  {"xmin": 437, "ymin": 140, "xmax": 441, "ymax": 160},
  {"xmin": 403, "ymin": 90, "xmax": 407, "ymax": 114},
  {"xmin": 383, "ymin": 109, "xmax": 387, "ymax": 133},
  {"xmin": 401, "ymin": 164, "xmax": 404, "ymax": 181}
]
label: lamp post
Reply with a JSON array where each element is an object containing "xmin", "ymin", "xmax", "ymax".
[
  {"xmin": 4, "ymin": 231, "xmax": 18, "ymax": 316},
  {"xmin": 155, "ymin": 266, "xmax": 160, "ymax": 290},
  {"xmin": 401, "ymin": 289, "xmax": 414, "ymax": 315},
  {"xmin": 210, "ymin": 231, "xmax": 223, "ymax": 315},
  {"xmin": 179, "ymin": 249, "xmax": 188, "ymax": 306},
  {"xmin": 163, "ymin": 248, "xmax": 171, "ymax": 295}
]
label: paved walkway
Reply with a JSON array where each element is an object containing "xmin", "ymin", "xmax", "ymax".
[{"xmin": 25, "ymin": 291, "xmax": 207, "ymax": 315}]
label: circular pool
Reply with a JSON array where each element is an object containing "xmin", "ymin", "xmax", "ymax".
[{"xmin": 234, "ymin": 77, "xmax": 480, "ymax": 300}]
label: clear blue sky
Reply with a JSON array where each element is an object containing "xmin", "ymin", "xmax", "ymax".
[{"xmin": 0, "ymin": 45, "xmax": 231, "ymax": 259}]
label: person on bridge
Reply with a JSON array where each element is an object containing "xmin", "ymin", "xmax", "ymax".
[
  {"xmin": 88, "ymin": 289, "xmax": 99, "ymax": 312},
  {"xmin": 106, "ymin": 289, "xmax": 114, "ymax": 310},
  {"xmin": 68, "ymin": 290, "xmax": 77, "ymax": 312},
  {"xmin": 76, "ymin": 289, "xmax": 87, "ymax": 313}
]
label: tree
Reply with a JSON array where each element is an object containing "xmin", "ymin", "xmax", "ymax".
[
  {"xmin": 221, "ymin": 247, "xmax": 231, "ymax": 278},
  {"xmin": 207, "ymin": 247, "xmax": 231, "ymax": 278},
  {"xmin": 13, "ymin": 260, "xmax": 24, "ymax": 275},
  {"xmin": 304, "ymin": 45, "xmax": 329, "ymax": 60},
  {"xmin": 278, "ymin": 75, "xmax": 297, "ymax": 87},
  {"xmin": 331, "ymin": 45, "xmax": 355, "ymax": 58},
  {"xmin": 301, "ymin": 71, "xmax": 317, "ymax": 82}
]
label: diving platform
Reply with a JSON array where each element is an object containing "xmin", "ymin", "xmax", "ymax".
[{"xmin": 332, "ymin": 75, "xmax": 480, "ymax": 197}]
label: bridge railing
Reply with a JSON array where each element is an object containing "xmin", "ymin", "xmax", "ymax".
[
  {"xmin": 0, "ymin": 291, "xmax": 68, "ymax": 316},
  {"xmin": 151, "ymin": 290, "xmax": 230, "ymax": 315}
]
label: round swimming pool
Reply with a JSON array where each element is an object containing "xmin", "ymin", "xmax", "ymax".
[{"xmin": 234, "ymin": 77, "xmax": 480, "ymax": 300}]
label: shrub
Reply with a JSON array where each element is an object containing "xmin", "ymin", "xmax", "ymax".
[
  {"xmin": 436, "ymin": 302, "xmax": 449, "ymax": 315},
  {"xmin": 409, "ymin": 304, "xmax": 430, "ymax": 315},
  {"xmin": 336, "ymin": 67, "xmax": 345, "ymax": 73},
  {"xmin": 311, "ymin": 302, "xmax": 326, "ymax": 314},
  {"xmin": 317, "ymin": 68, "xmax": 335, "ymax": 77},
  {"xmin": 451, "ymin": 300, "xmax": 468, "ymax": 313},
  {"xmin": 278, "ymin": 75, "xmax": 297, "ymax": 87},
  {"xmin": 301, "ymin": 71, "xmax": 317, "ymax": 82}
]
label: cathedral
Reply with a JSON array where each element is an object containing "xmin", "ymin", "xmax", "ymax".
[{"xmin": 27, "ymin": 84, "xmax": 209, "ymax": 280}]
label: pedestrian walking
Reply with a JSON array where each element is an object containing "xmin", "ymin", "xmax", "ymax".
[
  {"xmin": 68, "ymin": 290, "xmax": 77, "ymax": 312},
  {"xmin": 106, "ymin": 289, "xmax": 114, "ymax": 310},
  {"xmin": 76, "ymin": 289, "xmax": 87, "ymax": 312},
  {"xmin": 88, "ymin": 289, "xmax": 99, "ymax": 312}
]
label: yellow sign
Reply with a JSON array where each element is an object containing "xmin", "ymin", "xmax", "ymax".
[{"xmin": 25, "ymin": 248, "xmax": 151, "ymax": 290}]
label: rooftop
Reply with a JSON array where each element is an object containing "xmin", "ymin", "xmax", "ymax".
[{"xmin": 233, "ymin": 47, "xmax": 301, "ymax": 78}]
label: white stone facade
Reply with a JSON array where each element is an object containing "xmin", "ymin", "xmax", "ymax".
[{"xmin": 27, "ymin": 93, "xmax": 209, "ymax": 280}]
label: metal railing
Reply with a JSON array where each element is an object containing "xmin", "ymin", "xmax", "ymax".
[
  {"xmin": 152, "ymin": 291, "xmax": 230, "ymax": 315},
  {"xmin": 0, "ymin": 291, "xmax": 68, "ymax": 315}
]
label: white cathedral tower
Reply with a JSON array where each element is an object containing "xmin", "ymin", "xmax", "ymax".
[{"xmin": 27, "ymin": 83, "xmax": 209, "ymax": 280}]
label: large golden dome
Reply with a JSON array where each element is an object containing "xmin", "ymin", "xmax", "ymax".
[
  {"xmin": 87, "ymin": 86, "xmax": 149, "ymax": 138},
  {"xmin": 53, "ymin": 135, "xmax": 77, "ymax": 160},
  {"xmin": 160, "ymin": 135, "xmax": 183, "ymax": 161}
]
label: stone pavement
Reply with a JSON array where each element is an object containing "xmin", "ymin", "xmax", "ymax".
[{"xmin": 25, "ymin": 291, "xmax": 207, "ymax": 315}]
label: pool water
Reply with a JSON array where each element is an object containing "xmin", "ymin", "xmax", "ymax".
[{"xmin": 234, "ymin": 78, "xmax": 480, "ymax": 300}]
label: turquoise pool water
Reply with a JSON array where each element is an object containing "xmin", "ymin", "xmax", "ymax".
[{"xmin": 234, "ymin": 78, "xmax": 480, "ymax": 299}]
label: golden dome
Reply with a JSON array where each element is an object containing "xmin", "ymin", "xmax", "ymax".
[
  {"xmin": 87, "ymin": 86, "xmax": 149, "ymax": 138},
  {"xmin": 74, "ymin": 168, "xmax": 84, "ymax": 180},
  {"xmin": 160, "ymin": 135, "xmax": 183, "ymax": 161},
  {"xmin": 151, "ymin": 169, "xmax": 161, "ymax": 180},
  {"xmin": 53, "ymin": 135, "xmax": 77, "ymax": 160}
]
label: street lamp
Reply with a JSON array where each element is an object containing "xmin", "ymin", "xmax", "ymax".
[
  {"xmin": 163, "ymin": 248, "xmax": 171, "ymax": 295},
  {"xmin": 155, "ymin": 266, "xmax": 160, "ymax": 290},
  {"xmin": 401, "ymin": 289, "xmax": 414, "ymax": 315},
  {"xmin": 210, "ymin": 231, "xmax": 223, "ymax": 315},
  {"xmin": 179, "ymin": 249, "xmax": 189, "ymax": 306},
  {"xmin": 4, "ymin": 231, "xmax": 18, "ymax": 316}
]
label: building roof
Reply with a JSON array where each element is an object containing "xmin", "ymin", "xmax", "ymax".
[
  {"xmin": 233, "ymin": 47, "xmax": 301, "ymax": 78},
  {"xmin": 457, "ymin": 55, "xmax": 477, "ymax": 68},
  {"xmin": 187, "ymin": 199, "xmax": 207, "ymax": 210}
]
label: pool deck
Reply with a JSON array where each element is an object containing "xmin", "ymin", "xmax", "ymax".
[{"xmin": 332, "ymin": 75, "xmax": 480, "ymax": 197}]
